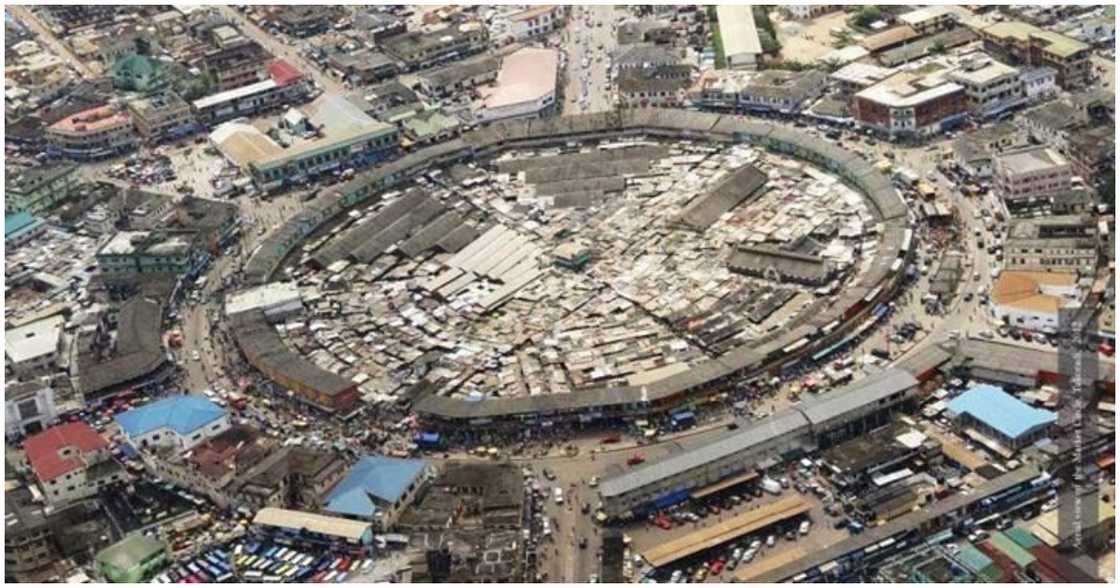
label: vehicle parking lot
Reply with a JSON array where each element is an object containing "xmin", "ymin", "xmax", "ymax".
[{"xmin": 625, "ymin": 474, "xmax": 850, "ymax": 582}]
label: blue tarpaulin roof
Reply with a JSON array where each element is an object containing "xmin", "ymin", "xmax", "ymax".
[
  {"xmin": 115, "ymin": 394, "xmax": 227, "ymax": 438},
  {"xmin": 947, "ymin": 384, "xmax": 1056, "ymax": 440},
  {"xmin": 324, "ymin": 456, "xmax": 429, "ymax": 518}
]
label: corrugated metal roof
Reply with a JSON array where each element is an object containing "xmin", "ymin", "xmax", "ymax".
[
  {"xmin": 798, "ymin": 368, "xmax": 918, "ymax": 426},
  {"xmin": 947, "ymin": 384, "xmax": 1056, "ymax": 440},
  {"xmin": 986, "ymin": 531, "xmax": 1037, "ymax": 568},
  {"xmin": 599, "ymin": 409, "xmax": 810, "ymax": 498}
]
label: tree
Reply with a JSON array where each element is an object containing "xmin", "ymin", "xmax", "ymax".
[{"xmin": 855, "ymin": 6, "xmax": 883, "ymax": 28}]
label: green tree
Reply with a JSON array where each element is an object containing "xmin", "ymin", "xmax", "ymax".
[{"xmin": 855, "ymin": 6, "xmax": 883, "ymax": 28}]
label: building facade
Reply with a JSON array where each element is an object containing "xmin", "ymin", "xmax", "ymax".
[
  {"xmin": 45, "ymin": 105, "xmax": 138, "ymax": 161},
  {"xmin": 993, "ymin": 146, "xmax": 1072, "ymax": 205},
  {"xmin": 4, "ymin": 164, "xmax": 80, "ymax": 215},
  {"xmin": 853, "ymin": 73, "xmax": 968, "ymax": 137},
  {"xmin": 979, "ymin": 21, "xmax": 1091, "ymax": 89},
  {"xmin": 24, "ymin": 422, "xmax": 126, "ymax": 506},
  {"xmin": 127, "ymin": 91, "xmax": 197, "ymax": 144},
  {"xmin": 5, "ymin": 382, "xmax": 59, "ymax": 441}
]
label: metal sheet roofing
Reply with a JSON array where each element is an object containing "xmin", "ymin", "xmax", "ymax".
[
  {"xmin": 947, "ymin": 384, "xmax": 1056, "ymax": 440},
  {"xmin": 324, "ymin": 456, "xmax": 428, "ymax": 518},
  {"xmin": 115, "ymin": 394, "xmax": 227, "ymax": 438},
  {"xmin": 798, "ymin": 368, "xmax": 918, "ymax": 426},
  {"xmin": 599, "ymin": 409, "xmax": 810, "ymax": 498}
]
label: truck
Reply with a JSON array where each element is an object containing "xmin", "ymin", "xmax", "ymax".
[{"xmin": 761, "ymin": 478, "xmax": 782, "ymax": 495}]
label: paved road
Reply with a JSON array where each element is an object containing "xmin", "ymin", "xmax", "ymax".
[
  {"xmin": 562, "ymin": 5, "xmax": 619, "ymax": 114},
  {"xmin": 8, "ymin": 5, "xmax": 96, "ymax": 79},
  {"xmin": 214, "ymin": 6, "xmax": 346, "ymax": 95}
]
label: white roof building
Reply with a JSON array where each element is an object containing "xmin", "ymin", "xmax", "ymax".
[{"xmin": 716, "ymin": 5, "xmax": 763, "ymax": 70}]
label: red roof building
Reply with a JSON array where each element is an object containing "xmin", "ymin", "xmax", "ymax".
[
  {"xmin": 24, "ymin": 422, "xmax": 109, "ymax": 482},
  {"xmin": 267, "ymin": 59, "xmax": 305, "ymax": 87}
]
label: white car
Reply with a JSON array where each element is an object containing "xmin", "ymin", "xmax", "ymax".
[{"xmin": 191, "ymin": 350, "xmax": 201, "ymax": 361}]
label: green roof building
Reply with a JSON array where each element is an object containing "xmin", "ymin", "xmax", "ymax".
[
  {"xmin": 111, "ymin": 54, "xmax": 172, "ymax": 94},
  {"xmin": 95, "ymin": 533, "xmax": 170, "ymax": 583}
]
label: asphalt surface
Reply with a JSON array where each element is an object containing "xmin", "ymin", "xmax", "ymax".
[
  {"xmin": 562, "ymin": 5, "xmax": 619, "ymax": 115},
  {"xmin": 8, "ymin": 5, "xmax": 96, "ymax": 78}
]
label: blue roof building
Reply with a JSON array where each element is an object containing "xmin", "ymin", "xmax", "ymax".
[
  {"xmin": 324, "ymin": 456, "xmax": 431, "ymax": 530},
  {"xmin": 947, "ymin": 384, "xmax": 1056, "ymax": 451},
  {"xmin": 115, "ymin": 394, "xmax": 230, "ymax": 451}
]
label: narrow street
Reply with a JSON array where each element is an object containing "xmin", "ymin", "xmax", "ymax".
[
  {"xmin": 214, "ymin": 6, "xmax": 346, "ymax": 95},
  {"xmin": 562, "ymin": 5, "xmax": 619, "ymax": 114}
]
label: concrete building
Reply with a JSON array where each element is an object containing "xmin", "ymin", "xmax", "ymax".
[
  {"xmin": 225, "ymin": 282, "xmax": 304, "ymax": 323},
  {"xmin": 95, "ymin": 231, "xmax": 209, "ymax": 279},
  {"xmin": 716, "ymin": 5, "xmax": 763, "ymax": 70},
  {"xmin": 1004, "ymin": 215, "xmax": 1099, "ymax": 274},
  {"xmin": 1020, "ymin": 67, "xmax": 1058, "ymax": 102},
  {"xmin": 738, "ymin": 70, "xmax": 828, "ymax": 114},
  {"xmin": 1066, "ymin": 125, "xmax": 1115, "ymax": 193},
  {"xmin": 5, "ymin": 211, "xmax": 47, "ymax": 250},
  {"xmin": 946, "ymin": 385, "xmax": 1056, "ymax": 453},
  {"xmin": 326, "ymin": 50, "xmax": 398, "ymax": 86},
  {"xmin": 45, "ymin": 105, "xmax": 137, "ymax": 161},
  {"xmin": 1019, "ymin": 102, "xmax": 1086, "ymax": 153},
  {"xmin": 212, "ymin": 94, "xmax": 399, "ymax": 191},
  {"xmin": 94, "ymin": 533, "xmax": 170, "ymax": 584},
  {"xmin": 191, "ymin": 60, "xmax": 311, "ymax": 127},
  {"xmin": 4, "ymin": 163, "xmax": 80, "ymax": 215},
  {"xmin": 978, "ymin": 21, "xmax": 1091, "ymax": 89},
  {"xmin": 830, "ymin": 62, "xmax": 895, "ymax": 96},
  {"xmin": 951, "ymin": 122, "xmax": 1027, "ymax": 178},
  {"xmin": 201, "ymin": 41, "xmax": 271, "ymax": 92},
  {"xmin": 323, "ymin": 456, "xmax": 434, "ymax": 531},
  {"xmin": 476, "ymin": 47, "xmax": 559, "ymax": 123},
  {"xmin": 946, "ymin": 55, "xmax": 1025, "ymax": 118},
  {"xmin": 617, "ymin": 64, "xmax": 693, "ymax": 109},
  {"xmin": 990, "ymin": 270, "xmax": 1080, "ymax": 333},
  {"xmin": 897, "ymin": 6, "xmax": 965, "ymax": 35},
  {"xmin": 783, "ymin": 5, "xmax": 840, "ymax": 20},
  {"xmin": 381, "ymin": 21, "xmax": 489, "ymax": 71},
  {"xmin": 115, "ymin": 394, "xmax": 230, "ymax": 452},
  {"xmin": 126, "ymin": 91, "xmax": 197, "ymax": 144},
  {"xmin": 24, "ymin": 422, "xmax": 125, "ymax": 506},
  {"xmin": 993, "ymin": 146, "xmax": 1072, "ymax": 206},
  {"xmin": 417, "ymin": 54, "xmax": 499, "ymax": 98},
  {"xmin": 5, "ymin": 315, "xmax": 65, "ymax": 381},
  {"xmin": 507, "ymin": 5, "xmax": 567, "ymax": 41},
  {"xmin": 853, "ymin": 72, "xmax": 968, "ymax": 137},
  {"xmin": 5, "ymin": 381, "xmax": 59, "ymax": 441}
]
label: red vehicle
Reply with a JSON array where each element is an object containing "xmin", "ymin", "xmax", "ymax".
[
  {"xmin": 1100, "ymin": 342, "xmax": 1114, "ymax": 357},
  {"xmin": 709, "ymin": 559, "xmax": 726, "ymax": 575},
  {"xmin": 627, "ymin": 453, "xmax": 645, "ymax": 466},
  {"xmin": 338, "ymin": 558, "xmax": 351, "ymax": 572},
  {"xmin": 601, "ymin": 434, "xmax": 621, "ymax": 444},
  {"xmin": 654, "ymin": 515, "xmax": 672, "ymax": 530},
  {"xmin": 708, "ymin": 504, "xmax": 721, "ymax": 515}
]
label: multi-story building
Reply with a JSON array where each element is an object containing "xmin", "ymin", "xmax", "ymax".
[
  {"xmin": 1020, "ymin": 67, "xmax": 1058, "ymax": 102},
  {"xmin": 323, "ymin": 456, "xmax": 435, "ymax": 532},
  {"xmin": 115, "ymin": 394, "xmax": 230, "ymax": 452},
  {"xmin": 946, "ymin": 55, "xmax": 1026, "ymax": 118},
  {"xmin": 898, "ymin": 6, "xmax": 965, "ymax": 35},
  {"xmin": 24, "ymin": 422, "xmax": 126, "ymax": 506},
  {"xmin": 4, "ymin": 164, "xmax": 80, "ymax": 215},
  {"xmin": 993, "ymin": 146, "xmax": 1072, "ymax": 205},
  {"xmin": 475, "ymin": 47, "xmax": 560, "ymax": 122},
  {"xmin": 616, "ymin": 64, "xmax": 693, "ymax": 110},
  {"xmin": 990, "ymin": 270, "xmax": 1081, "ymax": 334},
  {"xmin": 173, "ymin": 196, "xmax": 241, "ymax": 254},
  {"xmin": 201, "ymin": 41, "xmax": 271, "ymax": 92},
  {"xmin": 507, "ymin": 5, "xmax": 567, "ymax": 41},
  {"xmin": 738, "ymin": 70, "xmax": 827, "ymax": 115},
  {"xmin": 5, "ymin": 381, "xmax": 59, "ymax": 441},
  {"xmin": 5, "ymin": 483, "xmax": 60, "ymax": 582},
  {"xmin": 951, "ymin": 122, "xmax": 1027, "ymax": 178},
  {"xmin": 5, "ymin": 212, "xmax": 47, "ymax": 250},
  {"xmin": 126, "ymin": 91, "xmax": 197, "ymax": 144},
  {"xmin": 191, "ymin": 60, "xmax": 311, "ymax": 127},
  {"xmin": 1005, "ymin": 214, "xmax": 1099, "ymax": 274},
  {"xmin": 783, "ymin": 5, "xmax": 840, "ymax": 20},
  {"xmin": 45, "ymin": 105, "xmax": 138, "ymax": 161},
  {"xmin": 853, "ymin": 72, "xmax": 968, "ymax": 138},
  {"xmin": 1020, "ymin": 102, "xmax": 1086, "ymax": 153},
  {"xmin": 829, "ymin": 62, "xmax": 894, "ymax": 96},
  {"xmin": 417, "ymin": 54, "xmax": 499, "ymax": 98},
  {"xmin": 1066, "ymin": 125, "xmax": 1115, "ymax": 194},
  {"xmin": 4, "ymin": 315, "xmax": 65, "ymax": 381},
  {"xmin": 381, "ymin": 21, "xmax": 489, "ymax": 71},
  {"xmin": 326, "ymin": 50, "xmax": 399, "ymax": 86},
  {"xmin": 978, "ymin": 21, "xmax": 1092, "ymax": 89},
  {"xmin": 95, "ymin": 231, "xmax": 209, "ymax": 279}
]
